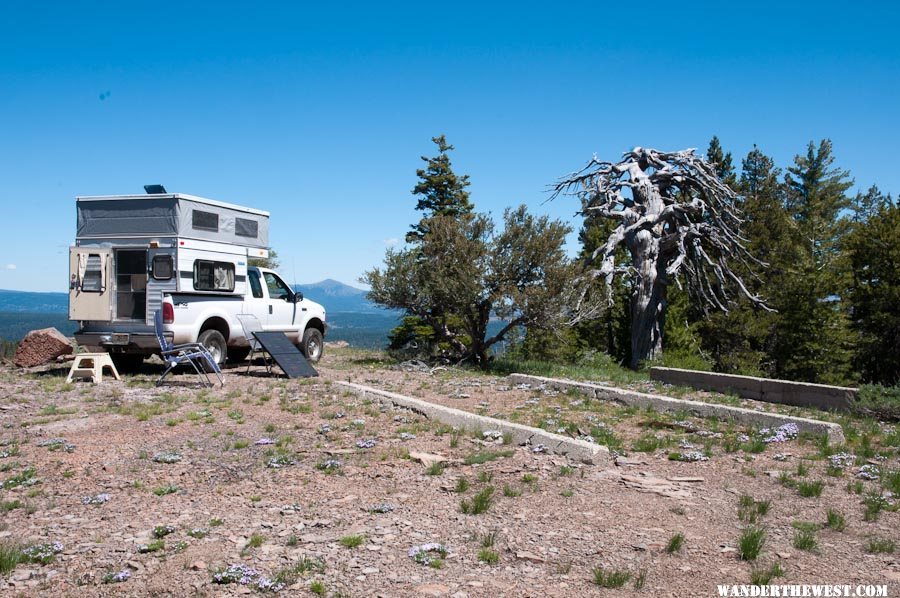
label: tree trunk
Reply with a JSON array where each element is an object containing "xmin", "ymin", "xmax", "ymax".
[{"xmin": 629, "ymin": 229, "xmax": 666, "ymax": 368}]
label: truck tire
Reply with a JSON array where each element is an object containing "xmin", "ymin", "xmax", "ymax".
[
  {"xmin": 110, "ymin": 353, "xmax": 144, "ymax": 374},
  {"xmin": 227, "ymin": 347, "xmax": 251, "ymax": 364},
  {"xmin": 197, "ymin": 329, "xmax": 227, "ymax": 369},
  {"xmin": 300, "ymin": 328, "xmax": 323, "ymax": 363}
]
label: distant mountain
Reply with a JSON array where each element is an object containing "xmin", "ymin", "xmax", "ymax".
[
  {"xmin": 0, "ymin": 289, "xmax": 68, "ymax": 313},
  {"xmin": 293, "ymin": 279, "xmax": 386, "ymax": 313}
]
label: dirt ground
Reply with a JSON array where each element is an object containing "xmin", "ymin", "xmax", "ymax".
[{"xmin": 1, "ymin": 346, "xmax": 898, "ymax": 597}]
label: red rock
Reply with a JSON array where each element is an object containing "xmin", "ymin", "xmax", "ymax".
[{"xmin": 13, "ymin": 327, "xmax": 73, "ymax": 368}]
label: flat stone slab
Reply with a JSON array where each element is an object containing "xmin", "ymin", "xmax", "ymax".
[
  {"xmin": 507, "ymin": 374, "xmax": 845, "ymax": 446},
  {"xmin": 335, "ymin": 381, "xmax": 609, "ymax": 465}
]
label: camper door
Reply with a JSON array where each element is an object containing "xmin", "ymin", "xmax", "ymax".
[{"xmin": 69, "ymin": 247, "xmax": 112, "ymax": 321}]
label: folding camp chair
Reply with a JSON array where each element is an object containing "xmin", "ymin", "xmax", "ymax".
[
  {"xmin": 236, "ymin": 314, "xmax": 271, "ymax": 374},
  {"xmin": 154, "ymin": 310, "xmax": 224, "ymax": 387}
]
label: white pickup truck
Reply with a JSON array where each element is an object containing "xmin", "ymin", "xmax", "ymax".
[
  {"xmin": 163, "ymin": 266, "xmax": 327, "ymax": 366},
  {"xmin": 70, "ymin": 192, "xmax": 327, "ymax": 371}
]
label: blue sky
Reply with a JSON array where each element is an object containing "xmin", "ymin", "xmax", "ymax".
[{"xmin": 2, "ymin": 1, "xmax": 898, "ymax": 292}]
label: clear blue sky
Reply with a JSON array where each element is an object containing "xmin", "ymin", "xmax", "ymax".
[{"xmin": 2, "ymin": 1, "xmax": 898, "ymax": 292}]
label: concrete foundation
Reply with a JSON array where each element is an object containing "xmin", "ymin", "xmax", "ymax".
[
  {"xmin": 335, "ymin": 381, "xmax": 609, "ymax": 465},
  {"xmin": 508, "ymin": 374, "xmax": 845, "ymax": 446},
  {"xmin": 649, "ymin": 367, "xmax": 857, "ymax": 412}
]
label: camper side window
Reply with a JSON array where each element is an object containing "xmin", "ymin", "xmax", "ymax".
[
  {"xmin": 193, "ymin": 260, "xmax": 235, "ymax": 292},
  {"xmin": 151, "ymin": 255, "xmax": 174, "ymax": 280}
]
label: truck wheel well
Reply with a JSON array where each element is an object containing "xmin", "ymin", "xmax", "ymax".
[
  {"xmin": 307, "ymin": 318, "xmax": 325, "ymax": 335},
  {"xmin": 200, "ymin": 317, "xmax": 230, "ymax": 342}
]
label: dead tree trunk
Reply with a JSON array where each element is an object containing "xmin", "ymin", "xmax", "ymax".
[{"xmin": 553, "ymin": 147, "xmax": 772, "ymax": 369}]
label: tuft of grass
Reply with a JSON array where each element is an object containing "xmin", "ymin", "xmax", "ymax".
[
  {"xmin": 245, "ymin": 533, "xmax": 265, "ymax": 549},
  {"xmin": 666, "ymin": 532, "xmax": 685, "ymax": 554},
  {"xmin": 825, "ymin": 509, "xmax": 847, "ymax": 532},
  {"xmin": 425, "ymin": 462, "xmax": 446, "ymax": 476},
  {"xmin": 795, "ymin": 459, "xmax": 809, "ymax": 477},
  {"xmin": 1, "ymin": 500, "xmax": 23, "ymax": 513},
  {"xmin": 460, "ymin": 486, "xmax": 494, "ymax": 515},
  {"xmin": 479, "ymin": 530, "xmax": 498, "ymax": 548},
  {"xmin": 503, "ymin": 485, "xmax": 522, "ymax": 497},
  {"xmin": 632, "ymin": 434, "xmax": 666, "ymax": 453},
  {"xmin": 796, "ymin": 480, "xmax": 825, "ymax": 498},
  {"xmin": 477, "ymin": 548, "xmax": 499, "ymax": 564},
  {"xmin": 209, "ymin": 517, "xmax": 224, "ymax": 527},
  {"xmin": 863, "ymin": 492, "xmax": 889, "ymax": 521},
  {"xmin": 592, "ymin": 566, "xmax": 631, "ymax": 588},
  {"xmin": 454, "ymin": 477, "xmax": 470, "ymax": 493},
  {"xmin": 633, "ymin": 568, "xmax": 647, "ymax": 590},
  {"xmin": 738, "ymin": 526, "xmax": 766, "ymax": 561},
  {"xmin": 521, "ymin": 473, "xmax": 537, "ymax": 484},
  {"xmin": 0, "ymin": 541, "xmax": 22, "ymax": 575},
  {"xmin": 865, "ymin": 538, "xmax": 896, "ymax": 554},
  {"xmin": 750, "ymin": 561, "xmax": 785, "ymax": 585},
  {"xmin": 477, "ymin": 470, "xmax": 493, "ymax": 484},
  {"xmin": 339, "ymin": 535, "xmax": 365, "ymax": 549},
  {"xmin": 792, "ymin": 528, "xmax": 817, "ymax": 552},
  {"xmin": 738, "ymin": 495, "xmax": 771, "ymax": 523},
  {"xmin": 558, "ymin": 465, "xmax": 575, "ymax": 476},
  {"xmin": 152, "ymin": 484, "xmax": 179, "ymax": 496},
  {"xmin": 881, "ymin": 469, "xmax": 900, "ymax": 495},
  {"xmin": 232, "ymin": 440, "xmax": 249, "ymax": 450},
  {"xmin": 310, "ymin": 580, "xmax": 326, "ymax": 595},
  {"xmin": 274, "ymin": 557, "xmax": 326, "ymax": 584}
]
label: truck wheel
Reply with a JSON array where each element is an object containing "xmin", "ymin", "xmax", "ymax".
[
  {"xmin": 300, "ymin": 328, "xmax": 323, "ymax": 363},
  {"xmin": 197, "ymin": 329, "xmax": 227, "ymax": 369},
  {"xmin": 110, "ymin": 353, "xmax": 144, "ymax": 374},
  {"xmin": 227, "ymin": 347, "xmax": 251, "ymax": 363}
]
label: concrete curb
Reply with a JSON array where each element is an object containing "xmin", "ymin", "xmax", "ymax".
[
  {"xmin": 507, "ymin": 374, "xmax": 845, "ymax": 446},
  {"xmin": 335, "ymin": 381, "xmax": 609, "ymax": 465},
  {"xmin": 649, "ymin": 367, "xmax": 857, "ymax": 412}
]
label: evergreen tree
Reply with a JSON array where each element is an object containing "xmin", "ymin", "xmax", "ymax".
[
  {"xmin": 406, "ymin": 135, "xmax": 473, "ymax": 242},
  {"xmin": 846, "ymin": 189, "xmax": 900, "ymax": 384},
  {"xmin": 706, "ymin": 136, "xmax": 737, "ymax": 188},
  {"xmin": 774, "ymin": 140, "xmax": 855, "ymax": 385}
]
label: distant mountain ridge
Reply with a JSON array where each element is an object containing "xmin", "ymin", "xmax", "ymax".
[
  {"xmin": 293, "ymin": 279, "xmax": 386, "ymax": 313},
  {"xmin": 0, "ymin": 289, "xmax": 68, "ymax": 313},
  {"xmin": 0, "ymin": 279, "xmax": 382, "ymax": 314}
]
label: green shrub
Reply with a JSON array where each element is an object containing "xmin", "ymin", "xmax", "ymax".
[
  {"xmin": 666, "ymin": 532, "xmax": 685, "ymax": 553},
  {"xmin": 796, "ymin": 480, "xmax": 825, "ymax": 498},
  {"xmin": 825, "ymin": 509, "xmax": 847, "ymax": 532}
]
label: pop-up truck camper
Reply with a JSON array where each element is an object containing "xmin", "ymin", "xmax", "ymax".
[{"xmin": 69, "ymin": 190, "xmax": 326, "ymax": 372}]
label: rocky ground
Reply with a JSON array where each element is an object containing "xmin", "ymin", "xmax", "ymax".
[{"xmin": 0, "ymin": 346, "xmax": 898, "ymax": 597}]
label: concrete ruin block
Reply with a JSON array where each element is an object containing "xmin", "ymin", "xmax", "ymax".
[
  {"xmin": 13, "ymin": 327, "xmax": 74, "ymax": 368},
  {"xmin": 650, "ymin": 367, "xmax": 857, "ymax": 412}
]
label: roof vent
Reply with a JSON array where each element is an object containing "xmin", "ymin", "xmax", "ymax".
[{"xmin": 144, "ymin": 184, "xmax": 167, "ymax": 194}]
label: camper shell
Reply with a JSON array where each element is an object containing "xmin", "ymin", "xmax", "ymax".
[{"xmin": 71, "ymin": 193, "xmax": 273, "ymax": 355}]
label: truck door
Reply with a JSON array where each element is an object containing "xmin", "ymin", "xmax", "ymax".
[
  {"xmin": 145, "ymin": 248, "xmax": 177, "ymax": 325},
  {"xmin": 244, "ymin": 269, "xmax": 271, "ymax": 334},
  {"xmin": 261, "ymin": 271, "xmax": 299, "ymax": 339},
  {"xmin": 69, "ymin": 247, "xmax": 113, "ymax": 321}
]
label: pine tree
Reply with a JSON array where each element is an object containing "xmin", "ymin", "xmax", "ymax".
[
  {"xmin": 706, "ymin": 136, "xmax": 737, "ymax": 188},
  {"xmin": 696, "ymin": 145, "xmax": 793, "ymax": 374},
  {"xmin": 406, "ymin": 135, "xmax": 473, "ymax": 242},
  {"xmin": 846, "ymin": 189, "xmax": 899, "ymax": 384},
  {"xmin": 774, "ymin": 140, "xmax": 855, "ymax": 385}
]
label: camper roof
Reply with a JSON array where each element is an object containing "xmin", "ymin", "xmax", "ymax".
[{"xmin": 76, "ymin": 193, "xmax": 270, "ymax": 217}]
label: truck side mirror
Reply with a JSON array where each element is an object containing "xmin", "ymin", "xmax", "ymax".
[{"xmin": 294, "ymin": 291, "xmax": 303, "ymax": 302}]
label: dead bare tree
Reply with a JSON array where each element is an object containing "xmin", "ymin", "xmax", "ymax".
[{"xmin": 553, "ymin": 147, "xmax": 770, "ymax": 368}]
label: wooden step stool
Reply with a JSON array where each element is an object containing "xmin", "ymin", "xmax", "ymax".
[{"xmin": 65, "ymin": 353, "xmax": 121, "ymax": 384}]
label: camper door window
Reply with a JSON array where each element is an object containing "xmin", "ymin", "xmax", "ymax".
[
  {"xmin": 81, "ymin": 254, "xmax": 103, "ymax": 292},
  {"xmin": 193, "ymin": 260, "xmax": 235, "ymax": 292}
]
